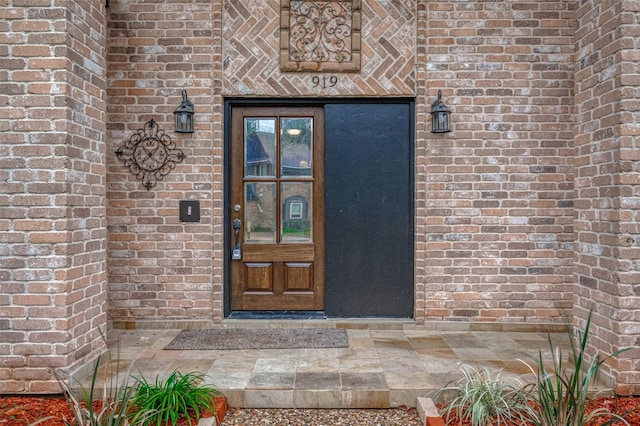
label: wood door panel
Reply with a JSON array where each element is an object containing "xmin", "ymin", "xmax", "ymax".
[
  {"xmin": 243, "ymin": 245, "xmax": 314, "ymax": 262},
  {"xmin": 238, "ymin": 293, "xmax": 316, "ymax": 310},
  {"xmin": 243, "ymin": 263, "xmax": 274, "ymax": 292},
  {"xmin": 283, "ymin": 262, "xmax": 313, "ymax": 292},
  {"xmin": 230, "ymin": 106, "xmax": 324, "ymax": 311}
]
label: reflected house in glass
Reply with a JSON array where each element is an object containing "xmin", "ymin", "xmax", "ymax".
[
  {"xmin": 282, "ymin": 187, "xmax": 311, "ymax": 241},
  {"xmin": 280, "ymin": 118, "xmax": 312, "ymax": 176},
  {"xmin": 244, "ymin": 122, "xmax": 314, "ymax": 242},
  {"xmin": 282, "ymin": 159, "xmax": 312, "ymax": 176},
  {"xmin": 245, "ymin": 131, "xmax": 274, "ymax": 177},
  {"xmin": 244, "ymin": 132, "xmax": 276, "ymax": 240}
]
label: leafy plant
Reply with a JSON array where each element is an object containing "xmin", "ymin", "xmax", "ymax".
[
  {"xmin": 521, "ymin": 310, "xmax": 631, "ymax": 426},
  {"xmin": 55, "ymin": 332, "xmax": 152, "ymax": 426},
  {"xmin": 431, "ymin": 364, "xmax": 533, "ymax": 426},
  {"xmin": 130, "ymin": 371, "xmax": 222, "ymax": 426}
]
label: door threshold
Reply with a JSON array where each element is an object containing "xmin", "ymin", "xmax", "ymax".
[{"xmin": 228, "ymin": 311, "xmax": 326, "ymax": 320}]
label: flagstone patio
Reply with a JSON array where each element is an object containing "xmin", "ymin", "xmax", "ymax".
[{"xmin": 75, "ymin": 320, "xmax": 571, "ymax": 409}]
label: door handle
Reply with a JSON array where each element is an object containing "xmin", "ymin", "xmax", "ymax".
[{"xmin": 232, "ymin": 219, "xmax": 242, "ymax": 260}]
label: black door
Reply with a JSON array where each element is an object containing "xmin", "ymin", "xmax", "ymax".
[{"xmin": 324, "ymin": 102, "xmax": 414, "ymax": 317}]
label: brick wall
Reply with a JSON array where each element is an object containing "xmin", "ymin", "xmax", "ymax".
[
  {"xmin": 419, "ymin": 0, "xmax": 576, "ymax": 322},
  {"xmin": 3, "ymin": 0, "xmax": 639, "ymax": 395},
  {"xmin": 574, "ymin": 0, "xmax": 640, "ymax": 395},
  {"xmin": 414, "ymin": 1, "xmax": 428, "ymax": 323},
  {"xmin": 0, "ymin": 0, "xmax": 107, "ymax": 393},
  {"xmin": 105, "ymin": 0, "xmax": 416, "ymax": 324},
  {"xmin": 105, "ymin": 0, "xmax": 222, "ymax": 322},
  {"xmin": 107, "ymin": 0, "xmax": 577, "ymax": 325}
]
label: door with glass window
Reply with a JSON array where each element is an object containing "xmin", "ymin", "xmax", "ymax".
[{"xmin": 230, "ymin": 107, "xmax": 324, "ymax": 310}]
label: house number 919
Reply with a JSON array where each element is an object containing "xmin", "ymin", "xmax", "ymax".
[{"xmin": 312, "ymin": 75, "xmax": 338, "ymax": 89}]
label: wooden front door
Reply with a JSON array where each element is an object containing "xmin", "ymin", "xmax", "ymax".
[{"xmin": 230, "ymin": 106, "xmax": 324, "ymax": 311}]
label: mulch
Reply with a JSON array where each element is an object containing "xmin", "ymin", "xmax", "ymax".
[
  {"xmin": 0, "ymin": 395, "xmax": 206, "ymax": 426},
  {"xmin": 1, "ymin": 395, "xmax": 74, "ymax": 426},
  {"xmin": 436, "ymin": 397, "xmax": 640, "ymax": 426},
  {"xmin": 1, "ymin": 395, "xmax": 639, "ymax": 426}
]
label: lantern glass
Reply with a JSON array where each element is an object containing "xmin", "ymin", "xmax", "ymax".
[
  {"xmin": 431, "ymin": 111, "xmax": 450, "ymax": 133},
  {"xmin": 430, "ymin": 90, "xmax": 451, "ymax": 133},
  {"xmin": 173, "ymin": 90, "xmax": 195, "ymax": 133},
  {"xmin": 175, "ymin": 111, "xmax": 194, "ymax": 133}
]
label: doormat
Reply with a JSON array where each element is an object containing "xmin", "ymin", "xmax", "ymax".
[{"xmin": 164, "ymin": 328, "xmax": 349, "ymax": 350}]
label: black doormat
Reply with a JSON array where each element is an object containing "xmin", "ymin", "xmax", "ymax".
[{"xmin": 164, "ymin": 328, "xmax": 349, "ymax": 350}]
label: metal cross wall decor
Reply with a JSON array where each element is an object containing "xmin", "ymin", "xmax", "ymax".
[{"xmin": 115, "ymin": 119, "xmax": 186, "ymax": 190}]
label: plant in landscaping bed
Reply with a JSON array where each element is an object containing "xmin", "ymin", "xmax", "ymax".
[
  {"xmin": 430, "ymin": 364, "xmax": 533, "ymax": 426},
  {"xmin": 55, "ymin": 332, "xmax": 153, "ymax": 426},
  {"xmin": 521, "ymin": 310, "xmax": 632, "ymax": 426},
  {"xmin": 129, "ymin": 371, "xmax": 223, "ymax": 426}
]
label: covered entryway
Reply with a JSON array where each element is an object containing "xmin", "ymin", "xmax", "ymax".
[{"xmin": 226, "ymin": 100, "xmax": 413, "ymax": 318}]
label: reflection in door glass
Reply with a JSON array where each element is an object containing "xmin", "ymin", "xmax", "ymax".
[
  {"xmin": 245, "ymin": 118, "xmax": 276, "ymax": 177},
  {"xmin": 245, "ymin": 182, "xmax": 276, "ymax": 243},
  {"xmin": 281, "ymin": 118, "xmax": 312, "ymax": 177},
  {"xmin": 281, "ymin": 182, "xmax": 312, "ymax": 243}
]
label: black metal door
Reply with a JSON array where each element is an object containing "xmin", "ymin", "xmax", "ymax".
[{"xmin": 324, "ymin": 102, "xmax": 414, "ymax": 317}]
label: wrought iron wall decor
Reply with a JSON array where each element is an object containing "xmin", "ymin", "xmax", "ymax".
[
  {"xmin": 281, "ymin": 0, "xmax": 361, "ymax": 72},
  {"xmin": 115, "ymin": 119, "xmax": 186, "ymax": 190}
]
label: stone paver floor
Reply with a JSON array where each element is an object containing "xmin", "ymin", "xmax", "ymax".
[{"xmin": 75, "ymin": 320, "xmax": 571, "ymax": 409}]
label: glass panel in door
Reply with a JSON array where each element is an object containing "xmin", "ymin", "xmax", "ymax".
[
  {"xmin": 244, "ymin": 118, "xmax": 275, "ymax": 177},
  {"xmin": 281, "ymin": 182, "xmax": 312, "ymax": 243},
  {"xmin": 281, "ymin": 118, "xmax": 313, "ymax": 177},
  {"xmin": 244, "ymin": 182, "xmax": 276, "ymax": 243}
]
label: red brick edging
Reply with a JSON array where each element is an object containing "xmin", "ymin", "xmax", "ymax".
[{"xmin": 417, "ymin": 397, "xmax": 446, "ymax": 426}]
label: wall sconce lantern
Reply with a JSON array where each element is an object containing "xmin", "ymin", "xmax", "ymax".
[
  {"xmin": 173, "ymin": 90, "xmax": 194, "ymax": 133},
  {"xmin": 430, "ymin": 90, "xmax": 451, "ymax": 133}
]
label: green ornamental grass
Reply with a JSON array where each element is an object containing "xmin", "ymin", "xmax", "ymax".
[
  {"xmin": 130, "ymin": 371, "xmax": 222, "ymax": 426},
  {"xmin": 55, "ymin": 330, "xmax": 153, "ymax": 426},
  {"xmin": 522, "ymin": 310, "xmax": 631, "ymax": 426},
  {"xmin": 434, "ymin": 364, "xmax": 532, "ymax": 426},
  {"xmin": 432, "ymin": 309, "xmax": 637, "ymax": 426}
]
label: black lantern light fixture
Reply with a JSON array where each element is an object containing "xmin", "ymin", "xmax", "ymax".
[
  {"xmin": 430, "ymin": 90, "xmax": 451, "ymax": 133},
  {"xmin": 173, "ymin": 90, "xmax": 194, "ymax": 133}
]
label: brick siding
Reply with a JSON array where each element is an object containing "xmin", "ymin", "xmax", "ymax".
[
  {"xmin": 419, "ymin": 0, "xmax": 576, "ymax": 322},
  {"xmin": 1, "ymin": 0, "xmax": 640, "ymax": 395},
  {"xmin": 104, "ymin": 0, "xmax": 576, "ymax": 325},
  {"xmin": 0, "ymin": 0, "xmax": 107, "ymax": 393},
  {"xmin": 105, "ymin": 0, "xmax": 222, "ymax": 321},
  {"xmin": 574, "ymin": 0, "xmax": 640, "ymax": 395}
]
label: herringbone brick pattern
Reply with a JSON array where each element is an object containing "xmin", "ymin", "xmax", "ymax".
[{"xmin": 222, "ymin": 0, "xmax": 415, "ymax": 96}]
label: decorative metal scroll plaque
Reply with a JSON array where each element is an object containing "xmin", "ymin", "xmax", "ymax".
[
  {"xmin": 115, "ymin": 119, "xmax": 186, "ymax": 190},
  {"xmin": 281, "ymin": 0, "xmax": 361, "ymax": 72}
]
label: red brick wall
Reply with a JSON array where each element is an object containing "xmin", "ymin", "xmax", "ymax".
[
  {"xmin": 108, "ymin": 0, "xmax": 577, "ymax": 326},
  {"xmin": 105, "ymin": 0, "xmax": 223, "ymax": 322},
  {"xmin": 3, "ymin": 0, "xmax": 639, "ymax": 395},
  {"xmin": 104, "ymin": 0, "xmax": 416, "ymax": 324},
  {"xmin": 574, "ymin": 0, "xmax": 640, "ymax": 395},
  {"xmin": 0, "ymin": 0, "xmax": 108, "ymax": 393},
  {"xmin": 419, "ymin": 0, "xmax": 576, "ymax": 322}
]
